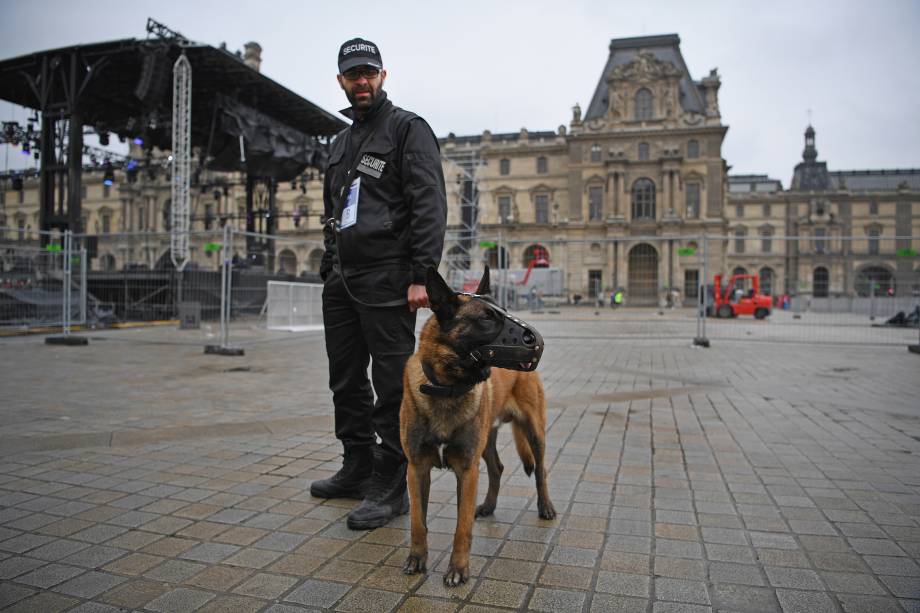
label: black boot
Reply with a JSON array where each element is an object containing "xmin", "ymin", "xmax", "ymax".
[
  {"xmin": 346, "ymin": 460, "xmax": 409, "ymax": 530},
  {"xmin": 310, "ymin": 446, "xmax": 372, "ymax": 500}
]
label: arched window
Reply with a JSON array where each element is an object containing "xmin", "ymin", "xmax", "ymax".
[
  {"xmin": 635, "ymin": 88, "xmax": 653, "ymax": 120},
  {"xmin": 732, "ymin": 267, "xmax": 748, "ymax": 276},
  {"xmin": 687, "ymin": 139, "xmax": 700, "ymax": 158},
  {"xmin": 631, "ymin": 178, "xmax": 656, "ymax": 220},
  {"xmin": 638, "ymin": 142, "xmax": 650, "ymax": 161},
  {"xmin": 499, "ymin": 158, "xmax": 510, "ymax": 176},
  {"xmin": 278, "ymin": 249, "xmax": 297, "ymax": 275},
  {"xmin": 855, "ymin": 266, "xmax": 894, "ymax": 297},
  {"xmin": 308, "ymin": 248, "xmax": 324, "ymax": 272},
  {"xmin": 590, "ymin": 144, "xmax": 602, "ymax": 163},
  {"xmin": 588, "ymin": 185, "xmax": 603, "ymax": 221},
  {"xmin": 759, "ymin": 267, "xmax": 775, "ymax": 296},
  {"xmin": 813, "ymin": 267, "xmax": 829, "ymax": 298},
  {"xmin": 522, "ymin": 244, "xmax": 550, "ymax": 268}
]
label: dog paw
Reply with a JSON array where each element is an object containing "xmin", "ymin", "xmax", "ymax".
[
  {"xmin": 402, "ymin": 554, "xmax": 427, "ymax": 575},
  {"xmin": 443, "ymin": 563, "xmax": 469, "ymax": 587},
  {"xmin": 523, "ymin": 462, "xmax": 535, "ymax": 476},
  {"xmin": 475, "ymin": 502, "xmax": 495, "ymax": 517},
  {"xmin": 538, "ymin": 499, "xmax": 557, "ymax": 520}
]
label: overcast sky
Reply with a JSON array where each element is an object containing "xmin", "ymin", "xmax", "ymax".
[{"xmin": 2, "ymin": 0, "xmax": 918, "ymax": 186}]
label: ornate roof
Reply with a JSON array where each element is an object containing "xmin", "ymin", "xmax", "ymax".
[{"xmin": 583, "ymin": 34, "xmax": 707, "ymax": 121}]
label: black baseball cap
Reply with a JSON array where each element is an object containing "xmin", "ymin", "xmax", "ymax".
[{"xmin": 338, "ymin": 38, "xmax": 383, "ymax": 73}]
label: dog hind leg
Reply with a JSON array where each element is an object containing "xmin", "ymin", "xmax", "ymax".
[
  {"xmin": 516, "ymin": 414, "xmax": 556, "ymax": 520},
  {"xmin": 512, "ymin": 423, "xmax": 535, "ymax": 476},
  {"xmin": 476, "ymin": 427, "xmax": 503, "ymax": 517}
]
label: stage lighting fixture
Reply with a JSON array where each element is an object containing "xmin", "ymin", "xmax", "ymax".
[
  {"xmin": 12, "ymin": 175, "xmax": 23, "ymax": 191},
  {"xmin": 99, "ymin": 131, "xmax": 110, "ymax": 146},
  {"xmin": 21, "ymin": 141, "xmax": 30, "ymax": 155},
  {"xmin": 103, "ymin": 162, "xmax": 115, "ymax": 186},
  {"xmin": 133, "ymin": 137, "xmax": 144, "ymax": 146}
]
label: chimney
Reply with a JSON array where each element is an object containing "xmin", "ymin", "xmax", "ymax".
[{"xmin": 243, "ymin": 42, "xmax": 262, "ymax": 72}]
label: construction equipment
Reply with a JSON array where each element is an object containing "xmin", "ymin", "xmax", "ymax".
[{"xmin": 705, "ymin": 273, "xmax": 772, "ymax": 319}]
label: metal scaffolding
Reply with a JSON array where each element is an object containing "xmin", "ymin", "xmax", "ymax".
[
  {"xmin": 441, "ymin": 148, "xmax": 482, "ymax": 279},
  {"xmin": 170, "ymin": 52, "xmax": 192, "ymax": 271}
]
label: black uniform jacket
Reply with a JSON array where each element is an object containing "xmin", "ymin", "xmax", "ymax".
[{"xmin": 321, "ymin": 92, "xmax": 447, "ymax": 303}]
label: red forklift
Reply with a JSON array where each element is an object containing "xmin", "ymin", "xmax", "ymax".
[{"xmin": 705, "ymin": 273, "xmax": 772, "ymax": 319}]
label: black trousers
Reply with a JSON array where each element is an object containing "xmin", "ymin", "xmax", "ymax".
[{"xmin": 322, "ymin": 269, "xmax": 416, "ymax": 466}]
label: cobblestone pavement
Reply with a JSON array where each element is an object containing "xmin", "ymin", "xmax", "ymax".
[{"xmin": 1, "ymin": 311, "xmax": 919, "ymax": 612}]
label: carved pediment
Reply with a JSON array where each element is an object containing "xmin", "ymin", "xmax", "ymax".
[{"xmin": 609, "ymin": 51, "xmax": 682, "ymax": 83}]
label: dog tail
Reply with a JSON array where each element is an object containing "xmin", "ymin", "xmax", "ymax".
[{"xmin": 512, "ymin": 423, "xmax": 536, "ymax": 476}]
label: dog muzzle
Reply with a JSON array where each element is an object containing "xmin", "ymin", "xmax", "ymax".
[{"xmin": 464, "ymin": 297, "xmax": 544, "ymax": 372}]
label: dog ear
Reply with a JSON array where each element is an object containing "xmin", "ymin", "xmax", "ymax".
[
  {"xmin": 475, "ymin": 265, "xmax": 491, "ymax": 296},
  {"xmin": 426, "ymin": 267, "xmax": 459, "ymax": 322}
]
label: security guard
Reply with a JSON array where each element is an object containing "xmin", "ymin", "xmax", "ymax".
[{"xmin": 311, "ymin": 38, "xmax": 447, "ymax": 530}]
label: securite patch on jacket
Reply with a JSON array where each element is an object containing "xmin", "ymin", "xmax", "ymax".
[{"xmin": 357, "ymin": 154, "xmax": 386, "ymax": 179}]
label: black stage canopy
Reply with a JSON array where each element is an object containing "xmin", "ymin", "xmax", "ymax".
[{"xmin": 0, "ymin": 36, "xmax": 346, "ymax": 179}]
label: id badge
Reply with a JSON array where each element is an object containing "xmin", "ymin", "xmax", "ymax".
[{"xmin": 340, "ymin": 177, "xmax": 360, "ymax": 229}]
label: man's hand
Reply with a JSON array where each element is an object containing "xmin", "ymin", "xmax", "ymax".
[{"xmin": 407, "ymin": 283, "xmax": 428, "ymax": 312}]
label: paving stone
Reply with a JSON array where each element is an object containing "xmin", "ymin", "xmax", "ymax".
[
  {"xmin": 708, "ymin": 561, "xmax": 765, "ymax": 585},
  {"xmin": 836, "ymin": 593, "xmax": 903, "ymax": 613},
  {"xmin": 775, "ymin": 588, "xmax": 837, "ymax": 613},
  {"xmin": 284, "ymin": 578, "xmax": 351, "ymax": 608},
  {"xmin": 766, "ymin": 566, "xmax": 825, "ymax": 590},
  {"xmin": 27, "ymin": 538, "xmax": 90, "ymax": 561},
  {"xmin": 528, "ymin": 587, "xmax": 587, "ymax": 613},
  {"xmin": 60, "ymin": 545, "xmax": 125, "ymax": 568},
  {"xmin": 847, "ymin": 538, "xmax": 906, "ymax": 556},
  {"xmin": 655, "ymin": 556, "xmax": 707, "ymax": 580},
  {"xmin": 180, "ymin": 541, "xmax": 241, "ymax": 563},
  {"xmin": 654, "ymin": 577, "xmax": 711, "ymax": 605},
  {"xmin": 232, "ymin": 571, "xmax": 299, "ymax": 599},
  {"xmin": 469, "ymin": 578, "xmax": 528, "ymax": 608},
  {"xmin": 52, "ymin": 570, "xmax": 126, "ymax": 598},
  {"xmin": 862, "ymin": 555, "xmax": 920, "ymax": 576},
  {"xmin": 144, "ymin": 558, "xmax": 208, "ymax": 582},
  {"xmin": 596, "ymin": 571, "xmax": 650, "ymax": 597},
  {"xmin": 145, "ymin": 587, "xmax": 216, "ymax": 613},
  {"xmin": 197, "ymin": 594, "xmax": 266, "ymax": 613},
  {"xmin": 0, "ymin": 583, "xmax": 34, "ymax": 608},
  {"xmin": 0, "ymin": 556, "xmax": 47, "ymax": 580},
  {"xmin": 879, "ymin": 575, "xmax": 920, "ymax": 598},
  {"xmin": 0, "ymin": 591, "xmax": 78, "ymax": 612},
  {"xmin": 15, "ymin": 562, "xmax": 84, "ymax": 588},
  {"xmin": 589, "ymin": 594, "xmax": 648, "ymax": 613},
  {"xmin": 711, "ymin": 583, "xmax": 779, "ymax": 612}
]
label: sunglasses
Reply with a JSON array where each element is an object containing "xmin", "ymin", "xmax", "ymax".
[{"xmin": 342, "ymin": 67, "xmax": 381, "ymax": 81}]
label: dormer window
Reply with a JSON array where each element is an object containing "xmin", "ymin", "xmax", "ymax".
[{"xmin": 635, "ymin": 88, "xmax": 653, "ymax": 120}]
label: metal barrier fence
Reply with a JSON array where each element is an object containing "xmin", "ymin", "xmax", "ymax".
[{"xmin": 1, "ymin": 229, "xmax": 918, "ymax": 350}]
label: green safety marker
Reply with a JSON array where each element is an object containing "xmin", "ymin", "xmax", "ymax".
[
  {"xmin": 45, "ymin": 244, "xmax": 62, "ymax": 252},
  {"xmin": 479, "ymin": 240, "xmax": 497, "ymax": 249},
  {"xmin": 204, "ymin": 242, "xmax": 223, "ymax": 253},
  {"xmin": 677, "ymin": 247, "xmax": 696, "ymax": 256},
  {"xmin": 896, "ymin": 247, "xmax": 917, "ymax": 258}
]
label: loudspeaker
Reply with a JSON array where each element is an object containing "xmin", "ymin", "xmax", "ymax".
[{"xmin": 134, "ymin": 48, "xmax": 170, "ymax": 105}]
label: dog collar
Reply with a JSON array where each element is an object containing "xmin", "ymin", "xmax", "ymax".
[{"xmin": 419, "ymin": 362, "xmax": 477, "ymax": 398}]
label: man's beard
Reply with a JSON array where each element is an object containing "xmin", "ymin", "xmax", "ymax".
[{"xmin": 346, "ymin": 84, "xmax": 378, "ymax": 110}]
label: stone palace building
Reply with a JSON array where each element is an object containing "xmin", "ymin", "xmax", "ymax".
[{"xmin": 2, "ymin": 34, "xmax": 918, "ymax": 304}]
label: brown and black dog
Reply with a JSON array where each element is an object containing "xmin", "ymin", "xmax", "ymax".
[{"xmin": 400, "ymin": 266, "xmax": 555, "ymax": 586}]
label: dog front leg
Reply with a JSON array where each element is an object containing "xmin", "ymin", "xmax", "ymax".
[
  {"xmin": 444, "ymin": 464, "xmax": 479, "ymax": 586},
  {"xmin": 403, "ymin": 461, "xmax": 430, "ymax": 574}
]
